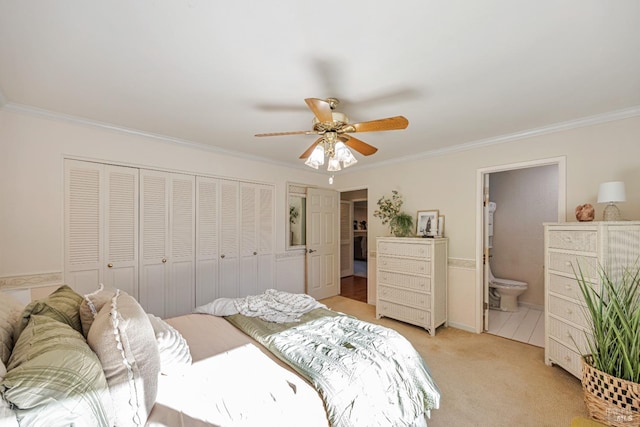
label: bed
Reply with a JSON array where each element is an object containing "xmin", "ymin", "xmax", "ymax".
[
  {"xmin": 0, "ymin": 287, "xmax": 439, "ymax": 427},
  {"xmin": 150, "ymin": 290, "xmax": 440, "ymax": 427}
]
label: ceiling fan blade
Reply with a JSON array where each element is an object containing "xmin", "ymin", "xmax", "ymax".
[
  {"xmin": 255, "ymin": 130, "xmax": 313, "ymax": 137},
  {"xmin": 299, "ymin": 137, "xmax": 324, "ymax": 159},
  {"xmin": 339, "ymin": 135, "xmax": 378, "ymax": 156},
  {"xmin": 346, "ymin": 116, "xmax": 409, "ymax": 133},
  {"xmin": 304, "ymin": 98, "xmax": 333, "ymax": 123}
]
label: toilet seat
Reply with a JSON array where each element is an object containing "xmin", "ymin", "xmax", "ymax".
[{"xmin": 490, "ymin": 278, "xmax": 527, "ymax": 289}]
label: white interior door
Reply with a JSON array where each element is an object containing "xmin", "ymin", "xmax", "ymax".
[
  {"xmin": 306, "ymin": 187, "xmax": 339, "ymax": 300},
  {"xmin": 139, "ymin": 170, "xmax": 170, "ymax": 317},
  {"xmin": 195, "ymin": 176, "xmax": 219, "ymax": 306},
  {"xmin": 340, "ymin": 201, "xmax": 353, "ymax": 278},
  {"xmin": 64, "ymin": 160, "xmax": 104, "ymax": 294},
  {"xmin": 219, "ymin": 180, "xmax": 239, "ymax": 298},
  {"xmin": 103, "ymin": 165, "xmax": 139, "ymax": 297},
  {"xmin": 483, "ymin": 173, "xmax": 490, "ymax": 331},
  {"xmin": 167, "ymin": 174, "xmax": 195, "ymax": 318}
]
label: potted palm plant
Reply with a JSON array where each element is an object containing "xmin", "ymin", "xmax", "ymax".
[{"xmin": 574, "ymin": 263, "xmax": 640, "ymax": 426}]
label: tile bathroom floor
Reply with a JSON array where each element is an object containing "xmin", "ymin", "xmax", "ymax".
[{"xmin": 487, "ymin": 306, "xmax": 545, "ymax": 347}]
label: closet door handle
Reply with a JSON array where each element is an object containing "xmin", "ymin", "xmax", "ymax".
[
  {"xmin": 221, "ymin": 254, "xmax": 225, "ymax": 259},
  {"xmin": 162, "ymin": 258, "xmax": 167, "ymax": 263},
  {"xmin": 107, "ymin": 263, "xmax": 113, "ymax": 268},
  {"xmin": 308, "ymin": 249, "xmax": 316, "ymax": 253}
]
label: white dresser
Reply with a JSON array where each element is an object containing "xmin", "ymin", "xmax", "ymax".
[
  {"xmin": 544, "ymin": 221, "xmax": 640, "ymax": 378},
  {"xmin": 376, "ymin": 237, "xmax": 448, "ymax": 336}
]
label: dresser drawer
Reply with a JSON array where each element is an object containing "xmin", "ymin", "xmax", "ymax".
[
  {"xmin": 378, "ymin": 241, "xmax": 431, "ymax": 259},
  {"xmin": 548, "ymin": 230, "xmax": 597, "ymax": 252},
  {"xmin": 378, "ymin": 256, "xmax": 430, "ymax": 275},
  {"xmin": 548, "ymin": 252, "xmax": 597, "ymax": 278},
  {"xmin": 378, "ymin": 270, "xmax": 431, "ymax": 292},
  {"xmin": 547, "ymin": 338, "xmax": 583, "ymax": 378},
  {"xmin": 547, "ymin": 316, "xmax": 591, "ymax": 355},
  {"xmin": 548, "ymin": 273, "xmax": 595, "ymax": 301},
  {"xmin": 378, "ymin": 285, "xmax": 430, "ymax": 309},
  {"xmin": 548, "ymin": 295, "xmax": 589, "ymax": 329},
  {"xmin": 377, "ymin": 301, "xmax": 430, "ymax": 328}
]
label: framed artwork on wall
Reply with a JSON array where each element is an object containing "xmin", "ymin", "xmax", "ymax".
[{"xmin": 416, "ymin": 210, "xmax": 439, "ymax": 237}]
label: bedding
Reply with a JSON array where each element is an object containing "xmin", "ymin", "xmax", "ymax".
[
  {"xmin": 2, "ymin": 314, "xmax": 114, "ymax": 426},
  {"xmin": 1, "ymin": 286, "xmax": 439, "ymax": 427},
  {"xmin": 226, "ymin": 308, "xmax": 440, "ymax": 427},
  {"xmin": 146, "ymin": 313, "xmax": 328, "ymax": 427}
]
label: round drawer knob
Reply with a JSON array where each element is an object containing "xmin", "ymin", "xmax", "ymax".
[{"xmin": 107, "ymin": 263, "xmax": 113, "ymax": 268}]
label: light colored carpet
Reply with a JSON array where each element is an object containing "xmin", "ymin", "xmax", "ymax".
[{"xmin": 320, "ymin": 296, "xmax": 589, "ymax": 427}]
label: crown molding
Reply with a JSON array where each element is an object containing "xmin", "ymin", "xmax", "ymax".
[
  {"xmin": 1, "ymin": 102, "xmax": 301, "ymax": 170},
  {"xmin": 353, "ymin": 105, "xmax": 640, "ymax": 172},
  {"xmin": 3, "ymin": 101, "xmax": 639, "ymax": 174}
]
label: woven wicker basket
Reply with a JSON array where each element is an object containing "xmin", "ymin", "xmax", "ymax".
[{"xmin": 582, "ymin": 356, "xmax": 640, "ymax": 427}]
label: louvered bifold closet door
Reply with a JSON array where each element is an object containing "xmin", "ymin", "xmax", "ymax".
[
  {"xmin": 239, "ymin": 183, "xmax": 259, "ymax": 296},
  {"xmin": 167, "ymin": 174, "xmax": 195, "ymax": 318},
  {"xmin": 65, "ymin": 160, "xmax": 104, "ymax": 295},
  {"xmin": 257, "ymin": 185, "xmax": 275, "ymax": 293},
  {"xmin": 219, "ymin": 180, "xmax": 239, "ymax": 298},
  {"xmin": 139, "ymin": 170, "xmax": 170, "ymax": 317},
  {"xmin": 195, "ymin": 176, "xmax": 220, "ymax": 306},
  {"xmin": 65, "ymin": 160, "xmax": 138, "ymax": 297},
  {"xmin": 103, "ymin": 165, "xmax": 138, "ymax": 297}
]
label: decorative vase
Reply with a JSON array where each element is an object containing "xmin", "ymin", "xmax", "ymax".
[{"xmin": 582, "ymin": 356, "xmax": 640, "ymax": 427}]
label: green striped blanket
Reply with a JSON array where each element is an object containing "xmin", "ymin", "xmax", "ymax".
[{"xmin": 226, "ymin": 309, "xmax": 440, "ymax": 427}]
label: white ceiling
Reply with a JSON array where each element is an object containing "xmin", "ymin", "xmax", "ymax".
[{"xmin": 1, "ymin": 1, "xmax": 639, "ymax": 171}]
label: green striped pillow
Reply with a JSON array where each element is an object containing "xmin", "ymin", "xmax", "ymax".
[
  {"xmin": 19, "ymin": 285, "xmax": 84, "ymax": 335},
  {"xmin": 1, "ymin": 314, "xmax": 114, "ymax": 426}
]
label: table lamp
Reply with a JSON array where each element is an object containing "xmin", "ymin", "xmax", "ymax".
[{"xmin": 597, "ymin": 181, "xmax": 626, "ymax": 221}]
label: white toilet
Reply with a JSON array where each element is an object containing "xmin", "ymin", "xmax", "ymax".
[{"xmin": 488, "ymin": 263, "xmax": 528, "ymax": 312}]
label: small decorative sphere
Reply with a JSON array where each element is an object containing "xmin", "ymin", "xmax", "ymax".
[{"xmin": 575, "ymin": 203, "xmax": 595, "ymax": 222}]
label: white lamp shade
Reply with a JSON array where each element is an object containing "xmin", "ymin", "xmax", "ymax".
[{"xmin": 597, "ymin": 181, "xmax": 626, "ymax": 203}]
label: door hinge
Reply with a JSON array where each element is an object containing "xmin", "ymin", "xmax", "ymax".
[{"xmin": 483, "ymin": 302, "xmax": 488, "ymax": 310}]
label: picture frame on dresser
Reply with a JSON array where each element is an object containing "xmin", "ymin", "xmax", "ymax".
[
  {"xmin": 437, "ymin": 215, "xmax": 445, "ymax": 237},
  {"xmin": 416, "ymin": 210, "xmax": 439, "ymax": 238}
]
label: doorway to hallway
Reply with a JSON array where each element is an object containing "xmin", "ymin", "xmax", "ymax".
[{"xmin": 340, "ymin": 189, "xmax": 368, "ymax": 303}]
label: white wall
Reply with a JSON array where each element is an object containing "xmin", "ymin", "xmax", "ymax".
[
  {"xmin": 2, "ymin": 106, "xmax": 640, "ymax": 333},
  {"xmin": 335, "ymin": 115, "xmax": 640, "ymax": 331},
  {"xmin": 0, "ymin": 107, "xmax": 328, "ymax": 294}
]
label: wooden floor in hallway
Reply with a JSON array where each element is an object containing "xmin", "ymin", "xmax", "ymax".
[{"xmin": 340, "ymin": 275, "xmax": 367, "ymax": 303}]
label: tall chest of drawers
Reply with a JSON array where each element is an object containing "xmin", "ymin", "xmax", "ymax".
[
  {"xmin": 544, "ymin": 222, "xmax": 640, "ymax": 378},
  {"xmin": 376, "ymin": 237, "xmax": 448, "ymax": 336}
]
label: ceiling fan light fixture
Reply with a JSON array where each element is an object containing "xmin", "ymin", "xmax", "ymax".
[
  {"xmin": 305, "ymin": 145, "xmax": 325, "ymax": 169},
  {"xmin": 327, "ymin": 157, "xmax": 341, "ymax": 172},
  {"xmin": 334, "ymin": 141, "xmax": 358, "ymax": 168}
]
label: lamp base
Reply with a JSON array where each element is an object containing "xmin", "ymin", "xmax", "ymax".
[{"xmin": 603, "ymin": 203, "xmax": 622, "ymax": 221}]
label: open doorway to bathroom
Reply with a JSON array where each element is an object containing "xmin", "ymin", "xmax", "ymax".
[
  {"xmin": 477, "ymin": 157, "xmax": 566, "ymax": 347},
  {"xmin": 340, "ymin": 189, "xmax": 368, "ymax": 303}
]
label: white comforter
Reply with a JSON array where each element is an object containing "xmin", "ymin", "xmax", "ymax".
[
  {"xmin": 195, "ymin": 289, "xmax": 324, "ymax": 323},
  {"xmin": 148, "ymin": 343, "xmax": 327, "ymax": 427}
]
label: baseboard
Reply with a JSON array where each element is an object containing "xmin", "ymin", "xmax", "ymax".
[{"xmin": 446, "ymin": 321, "xmax": 477, "ymax": 333}]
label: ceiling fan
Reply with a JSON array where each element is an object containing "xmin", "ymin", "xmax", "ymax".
[{"xmin": 254, "ymin": 98, "xmax": 409, "ymax": 171}]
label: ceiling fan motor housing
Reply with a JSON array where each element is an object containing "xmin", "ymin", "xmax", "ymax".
[{"xmin": 312, "ymin": 111, "xmax": 348, "ymax": 132}]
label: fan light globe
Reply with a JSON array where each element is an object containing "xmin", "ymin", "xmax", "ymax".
[
  {"xmin": 327, "ymin": 157, "xmax": 341, "ymax": 172},
  {"xmin": 304, "ymin": 145, "xmax": 325, "ymax": 169},
  {"xmin": 335, "ymin": 142, "xmax": 358, "ymax": 168}
]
